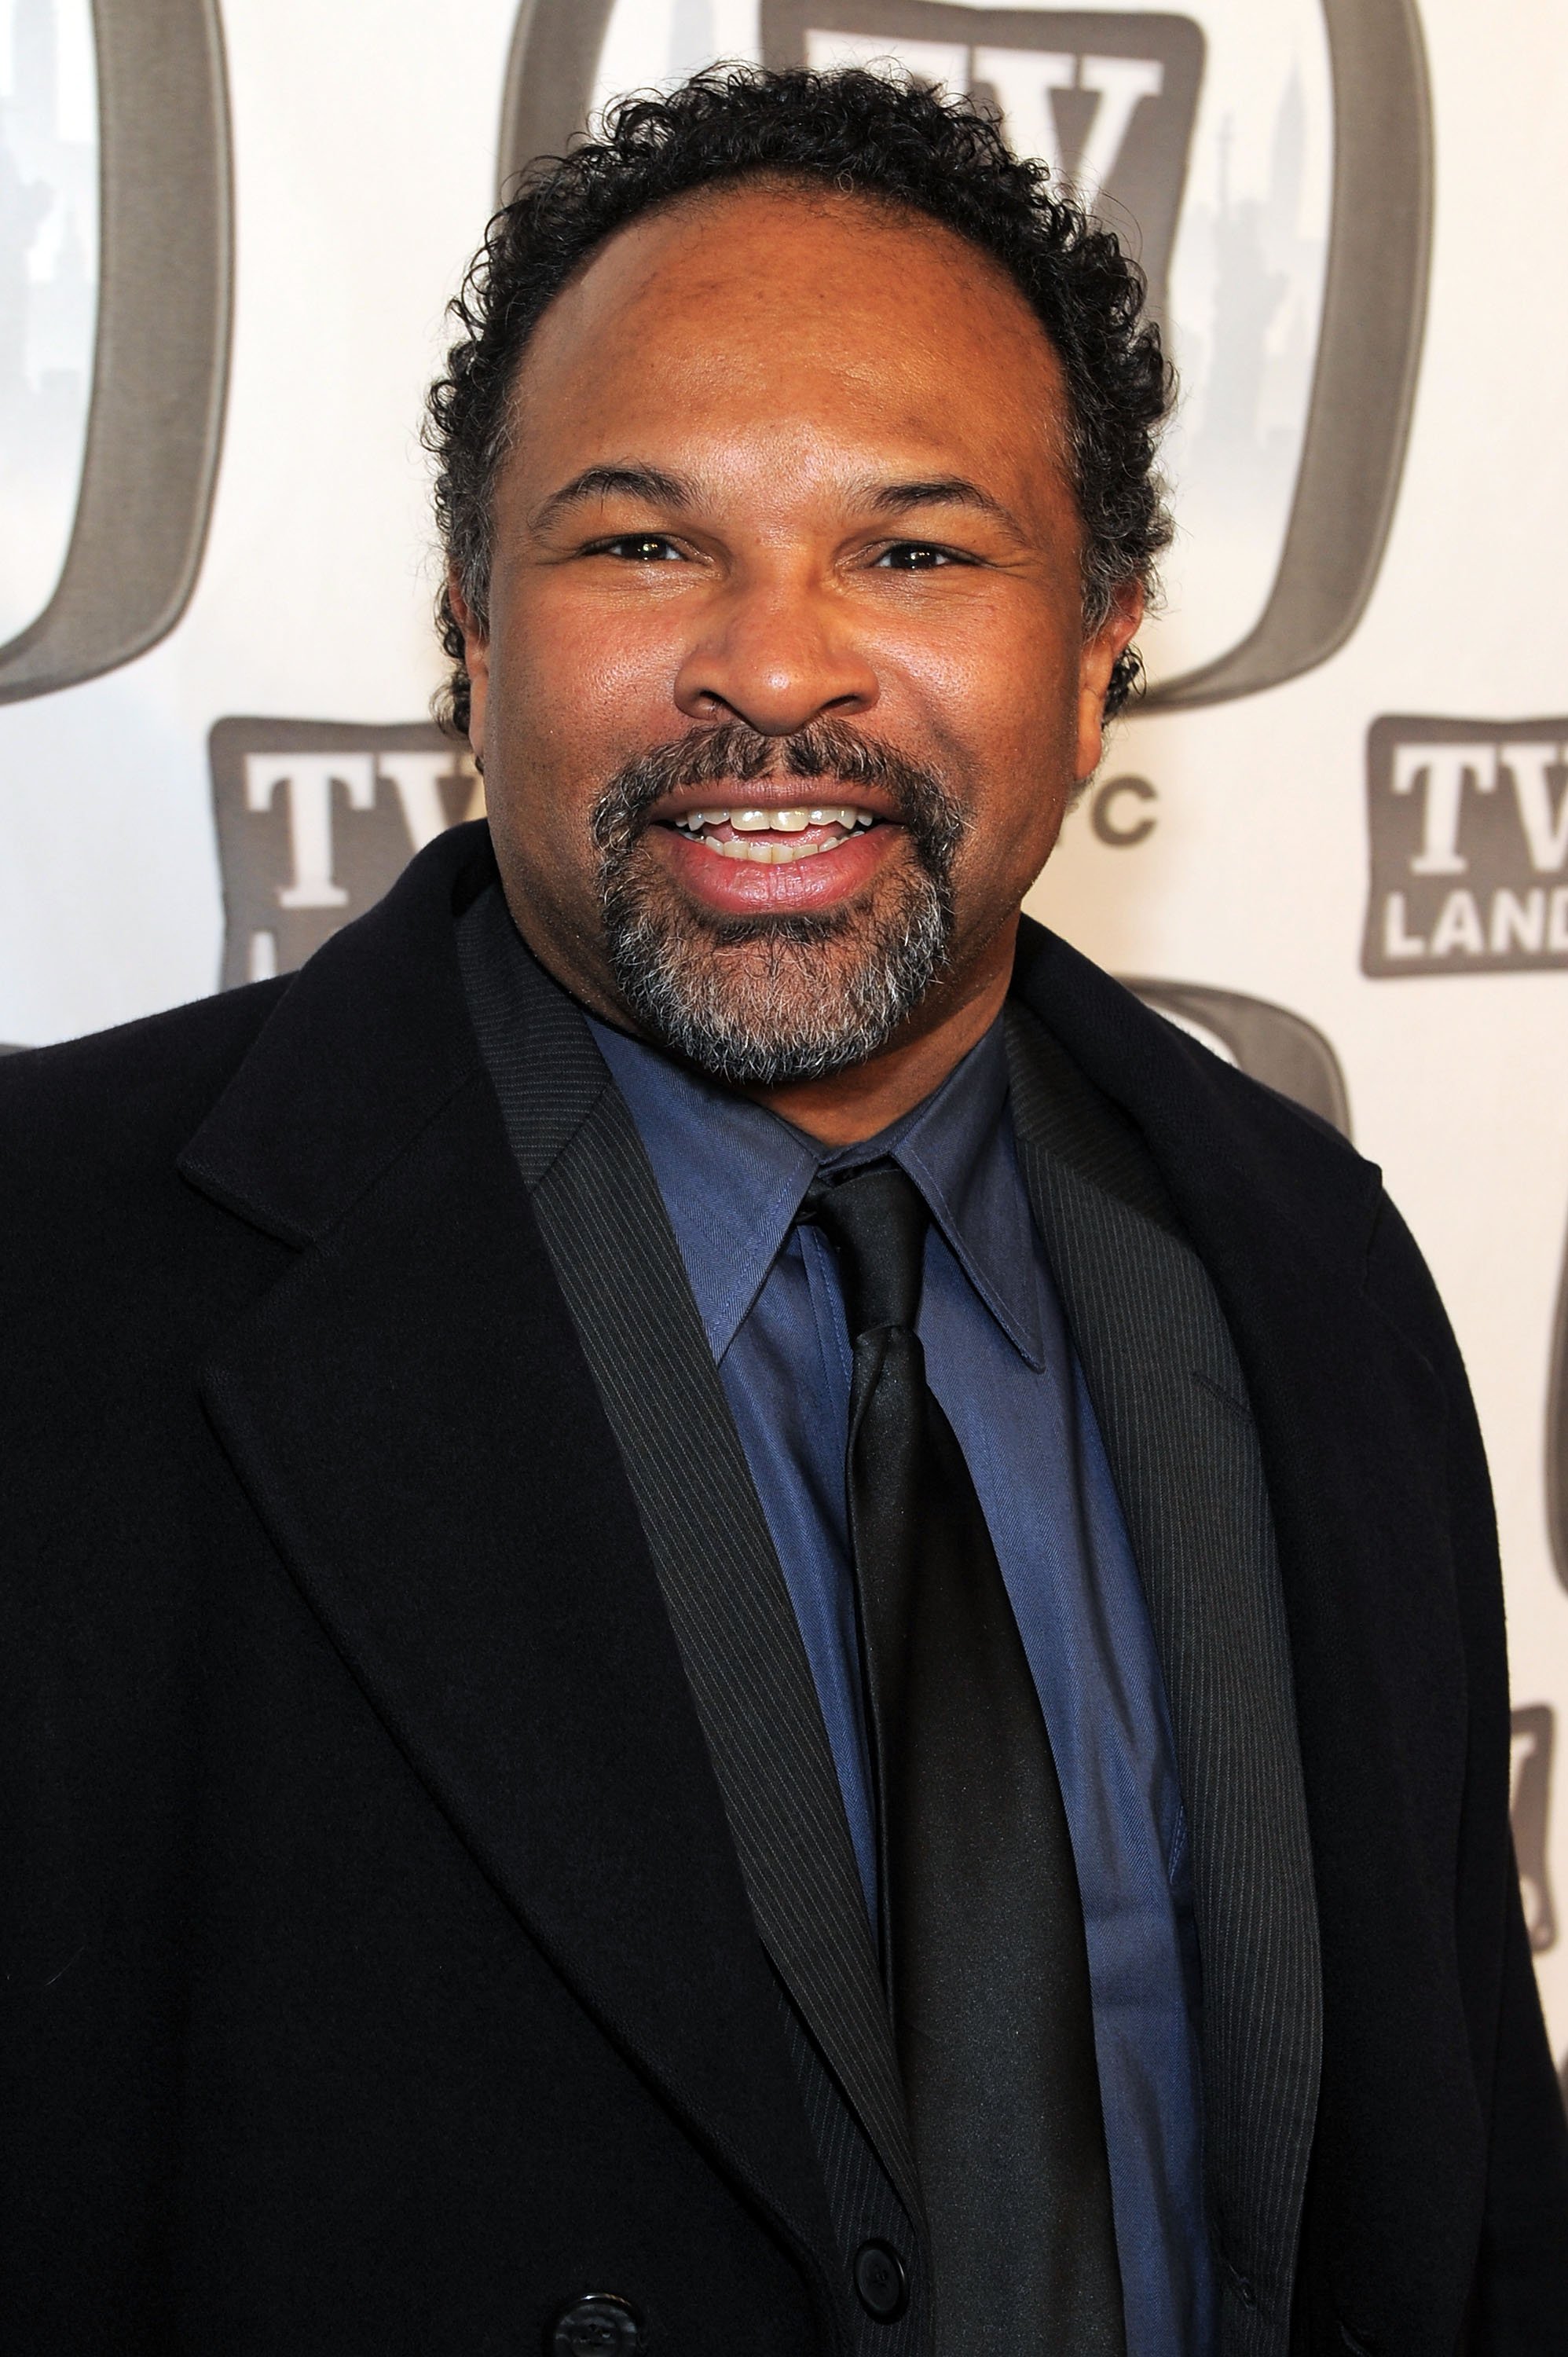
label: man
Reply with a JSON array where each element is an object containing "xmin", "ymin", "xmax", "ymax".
[{"xmin": 1, "ymin": 64, "xmax": 1563, "ymax": 2357}]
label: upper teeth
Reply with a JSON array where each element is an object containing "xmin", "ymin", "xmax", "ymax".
[{"xmin": 675, "ymin": 806, "xmax": 875, "ymax": 834}]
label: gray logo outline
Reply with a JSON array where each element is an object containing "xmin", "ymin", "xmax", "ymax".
[
  {"xmin": 1511, "ymin": 1703, "xmax": 1557, "ymax": 1954},
  {"xmin": 0, "ymin": 0, "xmax": 233, "ymax": 706}
]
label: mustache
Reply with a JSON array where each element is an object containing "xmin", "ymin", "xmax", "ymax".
[{"xmin": 589, "ymin": 718, "xmax": 968, "ymax": 863}]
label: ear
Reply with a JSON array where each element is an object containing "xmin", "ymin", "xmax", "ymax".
[
  {"xmin": 447, "ymin": 566, "xmax": 492, "ymax": 768},
  {"xmin": 1075, "ymin": 580, "xmax": 1145, "ymax": 782}
]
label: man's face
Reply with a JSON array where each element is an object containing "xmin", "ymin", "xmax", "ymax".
[{"xmin": 461, "ymin": 182, "xmax": 1138, "ymax": 1087}]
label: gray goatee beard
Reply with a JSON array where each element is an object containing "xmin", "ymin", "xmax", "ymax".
[{"xmin": 591, "ymin": 719, "xmax": 966, "ymax": 1089}]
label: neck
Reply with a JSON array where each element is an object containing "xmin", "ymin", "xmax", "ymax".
[{"xmin": 744, "ymin": 918, "xmax": 1018, "ymax": 1146}]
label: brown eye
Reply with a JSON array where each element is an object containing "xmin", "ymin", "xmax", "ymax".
[
  {"xmin": 874, "ymin": 542, "xmax": 966, "ymax": 570},
  {"xmin": 602, "ymin": 534, "xmax": 683, "ymax": 562}
]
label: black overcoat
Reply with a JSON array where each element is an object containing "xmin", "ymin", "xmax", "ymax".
[{"xmin": 2, "ymin": 823, "xmax": 1563, "ymax": 2355}]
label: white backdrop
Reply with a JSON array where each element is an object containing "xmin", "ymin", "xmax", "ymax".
[{"xmin": 2, "ymin": 0, "xmax": 1564, "ymax": 2085}]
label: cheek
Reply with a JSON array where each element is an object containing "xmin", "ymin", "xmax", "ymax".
[
  {"xmin": 490, "ymin": 585, "xmax": 680, "ymax": 787},
  {"xmin": 909, "ymin": 685, "xmax": 1077, "ymax": 929},
  {"xmin": 891, "ymin": 629, "xmax": 1079, "ymax": 869},
  {"xmin": 958, "ymin": 768, "xmax": 1073, "ymax": 916},
  {"xmin": 490, "ymin": 599, "xmax": 660, "ymax": 849},
  {"xmin": 887, "ymin": 578, "xmax": 1083, "ymax": 746}
]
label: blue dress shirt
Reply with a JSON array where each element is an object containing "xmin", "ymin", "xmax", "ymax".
[{"xmin": 588, "ymin": 1010, "xmax": 1215, "ymax": 2357}]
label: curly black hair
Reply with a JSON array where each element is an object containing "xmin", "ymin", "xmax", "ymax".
[{"xmin": 425, "ymin": 63, "xmax": 1172, "ymax": 736}]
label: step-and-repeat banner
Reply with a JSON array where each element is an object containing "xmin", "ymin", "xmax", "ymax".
[{"xmin": 2, "ymin": 0, "xmax": 1564, "ymax": 2086}]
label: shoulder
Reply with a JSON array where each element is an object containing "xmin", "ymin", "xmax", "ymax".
[
  {"xmin": 1007, "ymin": 918, "xmax": 1476, "ymax": 1365},
  {"xmin": 0, "ymin": 976, "xmax": 288, "ymax": 1141},
  {"xmin": 1009, "ymin": 915, "xmax": 1376, "ymax": 1202},
  {"xmin": 0, "ymin": 980, "xmax": 288, "ymax": 1194},
  {"xmin": 0, "ymin": 983, "xmax": 306, "ymax": 1550}
]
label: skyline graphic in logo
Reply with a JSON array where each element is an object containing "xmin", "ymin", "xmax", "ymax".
[{"xmin": 1363, "ymin": 717, "xmax": 1568, "ymax": 977}]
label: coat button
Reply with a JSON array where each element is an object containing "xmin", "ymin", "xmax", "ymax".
[
  {"xmin": 550, "ymin": 2293, "xmax": 641, "ymax": 2354},
  {"xmin": 853, "ymin": 2240, "xmax": 909, "ymax": 2321}
]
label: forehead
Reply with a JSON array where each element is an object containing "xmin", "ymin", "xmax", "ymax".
[{"xmin": 507, "ymin": 181, "xmax": 1071, "ymax": 502}]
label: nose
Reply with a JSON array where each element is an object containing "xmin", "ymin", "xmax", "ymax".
[{"xmin": 672, "ymin": 569, "xmax": 879, "ymax": 736}]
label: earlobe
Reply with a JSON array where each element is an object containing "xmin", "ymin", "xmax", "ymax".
[
  {"xmin": 467, "ymin": 665, "xmax": 489, "ymax": 771},
  {"xmin": 1075, "ymin": 581, "xmax": 1145, "ymax": 779},
  {"xmin": 1075, "ymin": 693, "xmax": 1107, "ymax": 786},
  {"xmin": 447, "ymin": 566, "xmax": 492, "ymax": 764}
]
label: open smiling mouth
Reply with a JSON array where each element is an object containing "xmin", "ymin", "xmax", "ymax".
[{"xmin": 665, "ymin": 804, "xmax": 881, "ymax": 865}]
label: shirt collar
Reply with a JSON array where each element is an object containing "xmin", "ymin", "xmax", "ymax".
[
  {"xmin": 588, "ymin": 1018, "xmax": 817, "ymax": 1361},
  {"xmin": 587, "ymin": 1012, "xmax": 1046, "ymax": 1371},
  {"xmin": 877, "ymin": 1020, "xmax": 1046, "ymax": 1370}
]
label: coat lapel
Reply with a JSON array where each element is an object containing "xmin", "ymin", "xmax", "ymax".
[
  {"xmin": 1009, "ymin": 918, "xmax": 1475, "ymax": 2355},
  {"xmin": 1004, "ymin": 997, "xmax": 1321, "ymax": 2356},
  {"xmin": 458, "ymin": 882, "xmax": 921, "ymax": 2230},
  {"xmin": 178, "ymin": 828, "xmax": 843, "ymax": 2315}
]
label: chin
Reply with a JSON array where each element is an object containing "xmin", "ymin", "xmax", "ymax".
[{"xmin": 603, "ymin": 862, "xmax": 954, "ymax": 1091}]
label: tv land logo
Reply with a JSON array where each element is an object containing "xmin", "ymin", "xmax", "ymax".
[
  {"xmin": 1363, "ymin": 717, "xmax": 1568, "ymax": 977},
  {"xmin": 208, "ymin": 720, "xmax": 481, "ymax": 990},
  {"xmin": 760, "ymin": 2, "xmax": 1203, "ymax": 330}
]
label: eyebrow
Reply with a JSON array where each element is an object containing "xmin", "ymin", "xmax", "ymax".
[
  {"xmin": 861, "ymin": 476, "xmax": 1024, "ymax": 535},
  {"xmin": 528, "ymin": 463, "xmax": 1024, "ymax": 537},
  {"xmin": 529, "ymin": 464, "xmax": 697, "ymax": 533}
]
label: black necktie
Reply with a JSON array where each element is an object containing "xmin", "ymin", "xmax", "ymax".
[{"xmin": 804, "ymin": 1163, "xmax": 1126, "ymax": 2357}]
